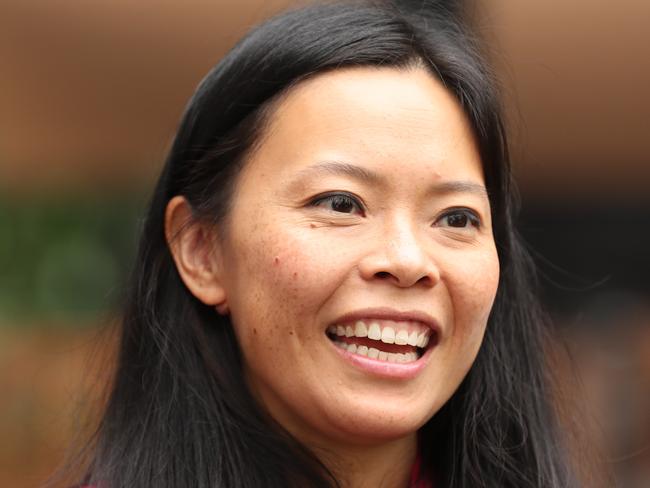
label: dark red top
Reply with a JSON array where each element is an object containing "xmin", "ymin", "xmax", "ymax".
[{"xmin": 409, "ymin": 452, "xmax": 435, "ymax": 487}]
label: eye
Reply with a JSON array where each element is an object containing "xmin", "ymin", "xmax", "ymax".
[
  {"xmin": 310, "ymin": 192, "xmax": 364, "ymax": 215},
  {"xmin": 437, "ymin": 208, "xmax": 481, "ymax": 229}
]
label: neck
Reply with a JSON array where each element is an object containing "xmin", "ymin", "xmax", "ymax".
[{"xmin": 314, "ymin": 433, "xmax": 418, "ymax": 488}]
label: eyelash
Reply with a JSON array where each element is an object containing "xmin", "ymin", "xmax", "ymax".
[
  {"xmin": 309, "ymin": 192, "xmax": 365, "ymax": 215},
  {"xmin": 436, "ymin": 208, "xmax": 482, "ymax": 229}
]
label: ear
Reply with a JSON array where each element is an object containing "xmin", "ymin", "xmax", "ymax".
[{"xmin": 165, "ymin": 196, "xmax": 229, "ymax": 314}]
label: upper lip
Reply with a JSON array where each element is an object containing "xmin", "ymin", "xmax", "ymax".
[{"xmin": 331, "ymin": 307, "xmax": 440, "ymax": 334}]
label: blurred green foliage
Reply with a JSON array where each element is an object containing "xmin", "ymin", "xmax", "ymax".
[{"xmin": 0, "ymin": 196, "xmax": 143, "ymax": 325}]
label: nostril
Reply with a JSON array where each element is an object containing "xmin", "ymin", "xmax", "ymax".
[
  {"xmin": 371, "ymin": 269, "xmax": 436, "ymax": 288},
  {"xmin": 417, "ymin": 275, "xmax": 434, "ymax": 286}
]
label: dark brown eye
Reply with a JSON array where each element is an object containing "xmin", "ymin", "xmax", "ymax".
[
  {"xmin": 446, "ymin": 213, "xmax": 469, "ymax": 227},
  {"xmin": 438, "ymin": 209, "xmax": 480, "ymax": 229},
  {"xmin": 329, "ymin": 195, "xmax": 356, "ymax": 213},
  {"xmin": 311, "ymin": 193, "xmax": 363, "ymax": 215}
]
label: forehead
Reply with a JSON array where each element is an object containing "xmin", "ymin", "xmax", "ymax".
[{"xmin": 244, "ymin": 66, "xmax": 483, "ymax": 186}]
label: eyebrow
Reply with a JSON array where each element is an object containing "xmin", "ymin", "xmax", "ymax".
[
  {"xmin": 429, "ymin": 180, "xmax": 489, "ymax": 199},
  {"xmin": 294, "ymin": 160, "xmax": 381, "ymax": 184},
  {"xmin": 292, "ymin": 160, "xmax": 489, "ymax": 199}
]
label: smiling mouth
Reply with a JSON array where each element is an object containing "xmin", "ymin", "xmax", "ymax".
[{"xmin": 326, "ymin": 319, "xmax": 436, "ymax": 363}]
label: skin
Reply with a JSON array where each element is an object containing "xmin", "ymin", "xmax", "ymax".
[{"xmin": 167, "ymin": 66, "xmax": 500, "ymax": 487}]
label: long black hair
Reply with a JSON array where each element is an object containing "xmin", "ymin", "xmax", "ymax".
[{"xmin": 70, "ymin": 1, "xmax": 577, "ymax": 486}]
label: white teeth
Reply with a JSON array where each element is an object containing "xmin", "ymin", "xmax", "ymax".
[
  {"xmin": 330, "ymin": 321, "xmax": 431, "ymax": 349},
  {"xmin": 367, "ymin": 322, "xmax": 381, "ymax": 340},
  {"xmin": 395, "ymin": 329, "xmax": 409, "ymax": 345},
  {"xmin": 335, "ymin": 341, "xmax": 419, "ymax": 363},
  {"xmin": 354, "ymin": 321, "xmax": 368, "ymax": 337},
  {"xmin": 381, "ymin": 326, "xmax": 395, "ymax": 344},
  {"xmin": 330, "ymin": 319, "xmax": 431, "ymax": 363}
]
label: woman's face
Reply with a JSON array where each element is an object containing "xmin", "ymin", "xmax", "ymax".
[{"xmin": 215, "ymin": 67, "xmax": 499, "ymax": 448}]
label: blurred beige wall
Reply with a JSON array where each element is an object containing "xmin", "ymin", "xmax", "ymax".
[
  {"xmin": 480, "ymin": 0, "xmax": 650, "ymax": 198},
  {"xmin": 0, "ymin": 0, "xmax": 294, "ymax": 193}
]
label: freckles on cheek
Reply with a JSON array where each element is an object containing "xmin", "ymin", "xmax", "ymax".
[
  {"xmin": 238, "ymin": 234, "xmax": 317, "ymax": 314},
  {"xmin": 231, "ymin": 220, "xmax": 347, "ymax": 335},
  {"xmin": 268, "ymin": 227, "xmax": 333, "ymax": 280}
]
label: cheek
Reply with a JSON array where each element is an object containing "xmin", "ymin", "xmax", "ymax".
[
  {"xmin": 226, "ymin": 221, "xmax": 349, "ymax": 337},
  {"xmin": 447, "ymin": 247, "xmax": 500, "ymax": 347}
]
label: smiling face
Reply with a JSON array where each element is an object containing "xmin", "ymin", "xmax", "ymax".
[{"xmin": 214, "ymin": 66, "xmax": 500, "ymax": 449}]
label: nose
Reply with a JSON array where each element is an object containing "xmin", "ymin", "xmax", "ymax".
[{"xmin": 358, "ymin": 220, "xmax": 440, "ymax": 288}]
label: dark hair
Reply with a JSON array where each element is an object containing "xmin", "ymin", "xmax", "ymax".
[{"xmin": 71, "ymin": 1, "xmax": 577, "ymax": 486}]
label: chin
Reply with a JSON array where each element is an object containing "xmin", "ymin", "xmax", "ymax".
[{"xmin": 315, "ymin": 399, "xmax": 436, "ymax": 446}]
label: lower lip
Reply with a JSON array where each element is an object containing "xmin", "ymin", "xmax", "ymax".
[{"xmin": 330, "ymin": 340, "xmax": 433, "ymax": 379}]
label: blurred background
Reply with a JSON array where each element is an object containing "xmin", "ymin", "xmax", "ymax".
[{"xmin": 1, "ymin": 0, "xmax": 648, "ymax": 486}]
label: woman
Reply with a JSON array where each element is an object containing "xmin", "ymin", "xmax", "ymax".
[{"xmin": 71, "ymin": 1, "xmax": 578, "ymax": 486}]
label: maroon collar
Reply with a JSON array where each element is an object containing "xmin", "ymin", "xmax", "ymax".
[{"xmin": 409, "ymin": 452, "xmax": 434, "ymax": 487}]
